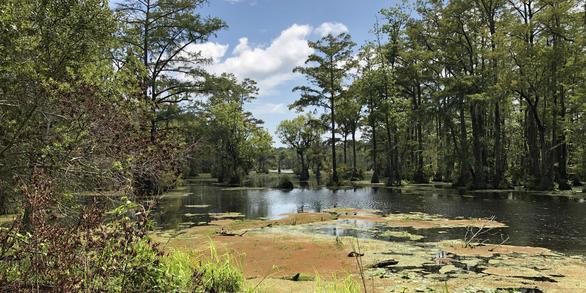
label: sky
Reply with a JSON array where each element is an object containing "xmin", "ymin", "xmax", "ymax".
[
  {"xmin": 194, "ymin": 0, "xmax": 398, "ymax": 145},
  {"xmin": 111, "ymin": 0, "xmax": 399, "ymax": 145}
]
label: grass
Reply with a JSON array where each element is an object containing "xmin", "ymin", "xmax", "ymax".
[
  {"xmin": 162, "ymin": 250, "xmax": 196, "ymax": 289},
  {"xmin": 194, "ymin": 242, "xmax": 245, "ymax": 293},
  {"xmin": 315, "ymin": 274, "xmax": 360, "ymax": 293}
]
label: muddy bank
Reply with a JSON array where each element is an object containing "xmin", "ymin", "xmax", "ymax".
[{"xmin": 153, "ymin": 210, "xmax": 586, "ymax": 292}]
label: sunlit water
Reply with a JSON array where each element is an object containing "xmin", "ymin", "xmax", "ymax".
[{"xmin": 154, "ymin": 179, "xmax": 586, "ymax": 255}]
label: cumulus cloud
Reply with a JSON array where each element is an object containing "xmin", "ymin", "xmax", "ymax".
[
  {"xmin": 193, "ymin": 22, "xmax": 349, "ymax": 96},
  {"xmin": 200, "ymin": 24, "xmax": 314, "ymax": 96},
  {"xmin": 314, "ymin": 22, "xmax": 349, "ymax": 37},
  {"xmin": 185, "ymin": 42, "xmax": 228, "ymax": 63}
]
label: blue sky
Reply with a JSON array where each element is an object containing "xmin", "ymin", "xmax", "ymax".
[
  {"xmin": 196, "ymin": 0, "xmax": 398, "ymax": 145},
  {"xmin": 111, "ymin": 0, "xmax": 399, "ymax": 145}
]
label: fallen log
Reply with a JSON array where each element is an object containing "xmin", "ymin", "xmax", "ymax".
[
  {"xmin": 215, "ymin": 228, "xmax": 248, "ymax": 237},
  {"xmin": 348, "ymin": 251, "xmax": 365, "ymax": 257},
  {"xmin": 370, "ymin": 259, "xmax": 399, "ymax": 268}
]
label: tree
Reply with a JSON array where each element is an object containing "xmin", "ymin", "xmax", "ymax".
[
  {"xmin": 277, "ymin": 115, "xmax": 324, "ymax": 181},
  {"xmin": 354, "ymin": 45, "xmax": 385, "ymax": 183},
  {"xmin": 249, "ymin": 128, "xmax": 274, "ymax": 174},
  {"xmin": 291, "ymin": 33, "xmax": 356, "ymax": 184},
  {"xmin": 116, "ymin": 0, "xmax": 226, "ymax": 144},
  {"xmin": 199, "ymin": 74, "xmax": 265, "ymax": 184},
  {"xmin": 338, "ymin": 0, "xmax": 585, "ymax": 190},
  {"xmin": 0, "ymin": 0, "xmax": 133, "ymax": 212},
  {"xmin": 337, "ymin": 85, "xmax": 363, "ymax": 178}
]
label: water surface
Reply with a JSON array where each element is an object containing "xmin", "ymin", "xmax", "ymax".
[{"xmin": 154, "ymin": 180, "xmax": 586, "ymax": 255}]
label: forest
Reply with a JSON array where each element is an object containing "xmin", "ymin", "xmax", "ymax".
[
  {"xmin": 0, "ymin": 0, "xmax": 585, "ymax": 291},
  {"xmin": 280, "ymin": 1, "xmax": 586, "ymax": 191}
]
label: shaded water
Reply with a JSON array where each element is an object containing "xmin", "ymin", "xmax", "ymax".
[{"xmin": 154, "ymin": 178, "xmax": 586, "ymax": 255}]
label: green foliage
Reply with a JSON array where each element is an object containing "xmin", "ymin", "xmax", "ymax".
[
  {"xmin": 277, "ymin": 175, "xmax": 295, "ymax": 190},
  {"xmin": 342, "ymin": 0, "xmax": 586, "ymax": 190},
  {"xmin": 0, "ymin": 189, "xmax": 177, "ymax": 291},
  {"xmin": 291, "ymin": 33, "xmax": 357, "ymax": 183},
  {"xmin": 277, "ymin": 114, "xmax": 325, "ymax": 180},
  {"xmin": 196, "ymin": 74, "xmax": 274, "ymax": 184},
  {"xmin": 193, "ymin": 243, "xmax": 245, "ymax": 293},
  {"xmin": 315, "ymin": 274, "xmax": 360, "ymax": 293},
  {"xmin": 162, "ymin": 250, "xmax": 197, "ymax": 290}
]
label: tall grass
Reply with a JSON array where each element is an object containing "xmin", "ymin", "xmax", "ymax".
[
  {"xmin": 193, "ymin": 242, "xmax": 245, "ymax": 292},
  {"xmin": 162, "ymin": 250, "xmax": 196, "ymax": 289}
]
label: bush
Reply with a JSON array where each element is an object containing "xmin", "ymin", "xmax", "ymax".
[
  {"xmin": 337, "ymin": 165, "xmax": 353, "ymax": 181},
  {"xmin": 352, "ymin": 169, "xmax": 364, "ymax": 181},
  {"xmin": 162, "ymin": 250, "xmax": 197, "ymax": 290},
  {"xmin": 0, "ymin": 173, "xmax": 181, "ymax": 292},
  {"xmin": 0, "ymin": 172, "xmax": 249, "ymax": 292},
  {"xmin": 277, "ymin": 175, "xmax": 295, "ymax": 189},
  {"xmin": 192, "ymin": 244, "xmax": 244, "ymax": 292},
  {"xmin": 160, "ymin": 170, "xmax": 184, "ymax": 192}
]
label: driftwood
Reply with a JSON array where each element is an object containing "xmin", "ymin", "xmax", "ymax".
[
  {"xmin": 347, "ymin": 251, "xmax": 364, "ymax": 257},
  {"xmin": 463, "ymin": 215, "xmax": 509, "ymax": 248},
  {"xmin": 215, "ymin": 228, "xmax": 248, "ymax": 237},
  {"xmin": 370, "ymin": 259, "xmax": 399, "ymax": 268}
]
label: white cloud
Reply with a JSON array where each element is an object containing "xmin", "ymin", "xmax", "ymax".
[
  {"xmin": 185, "ymin": 42, "xmax": 228, "ymax": 63},
  {"xmin": 314, "ymin": 22, "xmax": 349, "ymax": 37},
  {"xmin": 198, "ymin": 24, "xmax": 314, "ymax": 96},
  {"xmin": 248, "ymin": 102, "xmax": 287, "ymax": 114},
  {"xmin": 232, "ymin": 38, "xmax": 250, "ymax": 55},
  {"xmin": 193, "ymin": 22, "xmax": 350, "ymax": 96}
]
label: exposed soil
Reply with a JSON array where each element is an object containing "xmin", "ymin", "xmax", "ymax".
[
  {"xmin": 201, "ymin": 232, "xmax": 357, "ymax": 278},
  {"xmin": 153, "ymin": 209, "xmax": 586, "ymax": 292}
]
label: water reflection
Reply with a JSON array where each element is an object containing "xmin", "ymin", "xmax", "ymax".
[{"xmin": 154, "ymin": 182, "xmax": 586, "ymax": 255}]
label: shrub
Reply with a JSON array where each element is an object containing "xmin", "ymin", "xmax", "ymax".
[
  {"xmin": 277, "ymin": 175, "xmax": 295, "ymax": 189},
  {"xmin": 192, "ymin": 243, "xmax": 244, "ymax": 292},
  {"xmin": 0, "ymin": 173, "xmax": 181, "ymax": 292},
  {"xmin": 162, "ymin": 250, "xmax": 196, "ymax": 290}
]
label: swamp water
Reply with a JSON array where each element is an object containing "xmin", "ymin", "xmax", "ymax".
[{"xmin": 154, "ymin": 178, "xmax": 586, "ymax": 256}]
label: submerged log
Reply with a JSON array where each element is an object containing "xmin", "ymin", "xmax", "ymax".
[
  {"xmin": 215, "ymin": 228, "xmax": 248, "ymax": 237},
  {"xmin": 370, "ymin": 259, "xmax": 399, "ymax": 268}
]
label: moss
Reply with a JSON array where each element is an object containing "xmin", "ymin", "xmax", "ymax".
[
  {"xmin": 379, "ymin": 230, "xmax": 424, "ymax": 241},
  {"xmin": 209, "ymin": 212, "xmax": 245, "ymax": 220}
]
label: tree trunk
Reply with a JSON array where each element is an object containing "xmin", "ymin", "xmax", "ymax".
[
  {"xmin": 351, "ymin": 129, "xmax": 357, "ymax": 178},
  {"xmin": 455, "ymin": 96, "xmax": 471, "ymax": 187},
  {"xmin": 558, "ymin": 87, "xmax": 569, "ymax": 189},
  {"xmin": 470, "ymin": 101, "xmax": 487, "ymax": 189},
  {"xmin": 299, "ymin": 151, "xmax": 309, "ymax": 181},
  {"xmin": 371, "ymin": 115, "xmax": 379, "ymax": 183},
  {"xmin": 413, "ymin": 85, "xmax": 426, "ymax": 183},
  {"xmin": 343, "ymin": 134, "xmax": 348, "ymax": 165},
  {"xmin": 384, "ymin": 113, "xmax": 394, "ymax": 186},
  {"xmin": 330, "ymin": 98, "xmax": 338, "ymax": 183}
]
